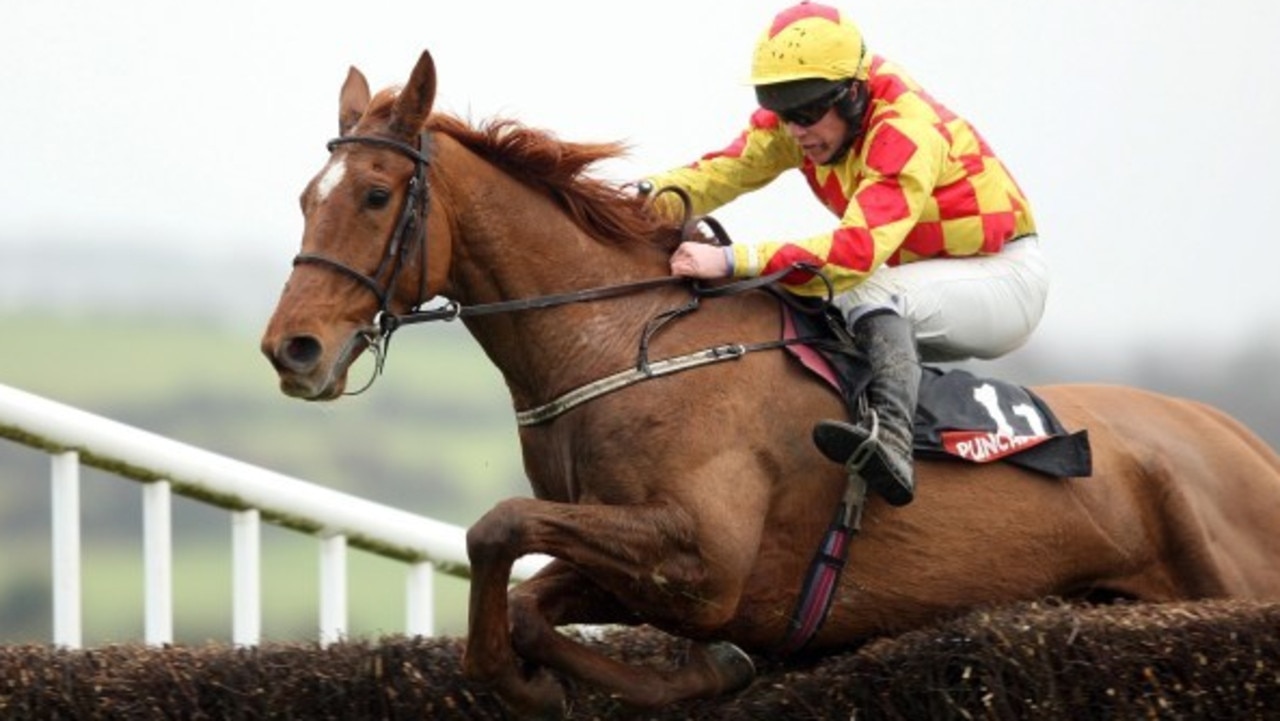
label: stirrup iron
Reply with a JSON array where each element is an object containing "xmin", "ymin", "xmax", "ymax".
[{"xmin": 844, "ymin": 409, "xmax": 880, "ymax": 476}]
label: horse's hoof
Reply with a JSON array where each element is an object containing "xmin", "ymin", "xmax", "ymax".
[{"xmin": 705, "ymin": 641, "xmax": 756, "ymax": 695}]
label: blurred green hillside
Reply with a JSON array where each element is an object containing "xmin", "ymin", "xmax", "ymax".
[{"xmin": 0, "ymin": 312, "xmax": 527, "ymax": 644}]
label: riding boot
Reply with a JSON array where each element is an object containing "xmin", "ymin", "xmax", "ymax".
[{"xmin": 812, "ymin": 309, "xmax": 921, "ymax": 506}]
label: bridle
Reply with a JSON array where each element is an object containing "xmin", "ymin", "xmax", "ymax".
[
  {"xmin": 294, "ymin": 132, "xmax": 434, "ymax": 325},
  {"xmin": 291, "ymin": 132, "xmax": 434, "ymax": 393}
]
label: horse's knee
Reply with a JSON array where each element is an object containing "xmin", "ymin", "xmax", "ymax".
[{"xmin": 467, "ymin": 498, "xmax": 526, "ymax": 565}]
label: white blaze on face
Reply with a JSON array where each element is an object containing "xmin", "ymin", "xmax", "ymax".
[{"xmin": 316, "ymin": 158, "xmax": 347, "ymax": 202}]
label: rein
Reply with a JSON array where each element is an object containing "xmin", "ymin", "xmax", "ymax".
[
  {"xmin": 382, "ymin": 182, "xmax": 743, "ymax": 330},
  {"xmin": 382, "ymin": 275, "xmax": 688, "ymax": 328}
]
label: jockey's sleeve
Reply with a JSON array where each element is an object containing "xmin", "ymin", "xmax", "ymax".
[
  {"xmin": 737, "ymin": 116, "xmax": 947, "ymax": 296},
  {"xmin": 643, "ymin": 108, "xmax": 800, "ymax": 222}
]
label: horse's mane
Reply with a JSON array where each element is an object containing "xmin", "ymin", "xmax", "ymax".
[
  {"xmin": 432, "ymin": 114, "xmax": 681, "ymax": 249},
  {"xmin": 361, "ymin": 90, "xmax": 677, "ymax": 249}
]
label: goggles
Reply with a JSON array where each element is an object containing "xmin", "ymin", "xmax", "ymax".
[{"xmin": 778, "ymin": 84, "xmax": 850, "ymax": 128}]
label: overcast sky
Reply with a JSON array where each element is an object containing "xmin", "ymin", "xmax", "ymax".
[{"xmin": 2, "ymin": 1, "xmax": 1277, "ymax": 352}]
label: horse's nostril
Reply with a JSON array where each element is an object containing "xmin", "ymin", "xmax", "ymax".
[{"xmin": 280, "ymin": 335, "xmax": 323, "ymax": 371}]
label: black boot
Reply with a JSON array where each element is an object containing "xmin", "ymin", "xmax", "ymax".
[{"xmin": 812, "ymin": 309, "xmax": 920, "ymax": 506}]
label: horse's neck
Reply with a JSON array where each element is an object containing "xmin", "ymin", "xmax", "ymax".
[{"xmin": 441, "ymin": 151, "xmax": 673, "ymax": 410}]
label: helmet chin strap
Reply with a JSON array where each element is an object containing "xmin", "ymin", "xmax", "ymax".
[{"xmin": 821, "ymin": 80, "xmax": 870, "ymax": 166}]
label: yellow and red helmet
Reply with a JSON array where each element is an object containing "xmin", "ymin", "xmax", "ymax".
[{"xmin": 750, "ymin": 2, "xmax": 868, "ymax": 111}]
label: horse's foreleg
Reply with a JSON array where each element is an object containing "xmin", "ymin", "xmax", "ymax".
[
  {"xmin": 508, "ymin": 562, "xmax": 756, "ymax": 708},
  {"xmin": 462, "ymin": 496, "xmax": 758, "ymax": 714},
  {"xmin": 462, "ymin": 504, "xmax": 567, "ymax": 718}
]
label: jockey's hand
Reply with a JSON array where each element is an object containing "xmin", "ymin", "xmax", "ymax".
[{"xmin": 670, "ymin": 241, "xmax": 731, "ymax": 280}]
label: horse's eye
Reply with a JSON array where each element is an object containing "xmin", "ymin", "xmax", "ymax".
[{"xmin": 366, "ymin": 187, "xmax": 392, "ymax": 209}]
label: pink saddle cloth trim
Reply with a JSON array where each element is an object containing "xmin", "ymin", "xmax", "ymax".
[{"xmin": 782, "ymin": 306, "xmax": 842, "ymax": 393}]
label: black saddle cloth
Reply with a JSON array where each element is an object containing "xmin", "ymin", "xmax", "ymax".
[
  {"xmin": 786, "ymin": 304, "xmax": 1092, "ymax": 479},
  {"xmin": 912, "ymin": 366, "xmax": 1092, "ymax": 478}
]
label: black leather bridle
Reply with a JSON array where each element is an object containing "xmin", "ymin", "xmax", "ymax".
[
  {"xmin": 293, "ymin": 132, "xmax": 434, "ymax": 339},
  {"xmin": 289, "ymin": 132, "xmax": 433, "ymax": 393}
]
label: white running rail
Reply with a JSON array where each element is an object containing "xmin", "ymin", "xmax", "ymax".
[{"xmin": 0, "ymin": 382, "xmax": 547, "ymax": 649}]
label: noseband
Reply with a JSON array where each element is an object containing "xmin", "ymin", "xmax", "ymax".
[{"xmin": 291, "ymin": 132, "xmax": 434, "ymax": 392}]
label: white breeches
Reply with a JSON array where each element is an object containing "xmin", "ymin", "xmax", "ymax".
[{"xmin": 834, "ymin": 236, "xmax": 1050, "ymax": 363}]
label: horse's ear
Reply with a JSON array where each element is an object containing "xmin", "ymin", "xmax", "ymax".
[
  {"xmin": 389, "ymin": 50, "xmax": 437, "ymax": 139},
  {"xmin": 338, "ymin": 66, "xmax": 371, "ymax": 137}
]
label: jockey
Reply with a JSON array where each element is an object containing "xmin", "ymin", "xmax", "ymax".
[{"xmin": 643, "ymin": 1, "xmax": 1049, "ymax": 507}]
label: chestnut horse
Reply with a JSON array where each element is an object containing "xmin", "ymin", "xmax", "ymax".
[{"xmin": 261, "ymin": 50, "xmax": 1280, "ymax": 717}]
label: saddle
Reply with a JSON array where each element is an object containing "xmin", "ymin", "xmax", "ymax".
[{"xmin": 784, "ymin": 302, "xmax": 1092, "ymax": 479}]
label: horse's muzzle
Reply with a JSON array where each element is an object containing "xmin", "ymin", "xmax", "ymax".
[{"xmin": 262, "ymin": 332, "xmax": 351, "ymax": 400}]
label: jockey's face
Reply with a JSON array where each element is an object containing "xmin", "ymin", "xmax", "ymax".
[{"xmin": 782, "ymin": 107, "xmax": 851, "ymax": 166}]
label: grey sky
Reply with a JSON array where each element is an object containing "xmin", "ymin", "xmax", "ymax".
[{"xmin": 2, "ymin": 1, "xmax": 1277, "ymax": 351}]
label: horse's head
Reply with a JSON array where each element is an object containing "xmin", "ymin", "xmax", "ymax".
[{"xmin": 261, "ymin": 50, "xmax": 453, "ymax": 400}]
